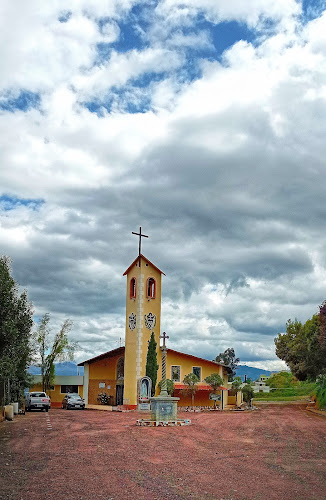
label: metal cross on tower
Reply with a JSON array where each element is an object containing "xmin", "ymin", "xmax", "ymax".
[{"xmin": 132, "ymin": 226, "xmax": 148, "ymax": 267}]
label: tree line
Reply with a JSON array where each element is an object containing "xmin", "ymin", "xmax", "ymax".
[{"xmin": 0, "ymin": 256, "xmax": 75, "ymax": 406}]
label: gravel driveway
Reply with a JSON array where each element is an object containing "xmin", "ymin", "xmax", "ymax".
[{"xmin": 0, "ymin": 404, "xmax": 326, "ymax": 500}]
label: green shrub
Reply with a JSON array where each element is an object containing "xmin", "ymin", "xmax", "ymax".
[
  {"xmin": 158, "ymin": 379, "xmax": 175, "ymax": 395},
  {"xmin": 314, "ymin": 375, "xmax": 326, "ymax": 409},
  {"xmin": 242, "ymin": 384, "xmax": 254, "ymax": 402}
]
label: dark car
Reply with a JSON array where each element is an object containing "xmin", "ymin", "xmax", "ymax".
[{"xmin": 62, "ymin": 393, "xmax": 85, "ymax": 410}]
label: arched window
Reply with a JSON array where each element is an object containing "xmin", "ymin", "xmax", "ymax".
[
  {"xmin": 116, "ymin": 357, "xmax": 124, "ymax": 380},
  {"xmin": 147, "ymin": 277, "xmax": 156, "ymax": 299},
  {"xmin": 130, "ymin": 277, "xmax": 136, "ymax": 298}
]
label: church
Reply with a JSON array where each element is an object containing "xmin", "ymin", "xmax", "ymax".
[{"xmin": 78, "ymin": 242, "xmax": 230, "ymax": 410}]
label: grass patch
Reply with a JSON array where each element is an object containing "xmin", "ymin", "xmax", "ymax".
[
  {"xmin": 253, "ymin": 383, "xmax": 315, "ymax": 401},
  {"xmin": 254, "ymin": 394, "xmax": 311, "ymax": 402}
]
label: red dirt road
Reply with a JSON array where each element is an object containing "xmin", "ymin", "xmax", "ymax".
[{"xmin": 0, "ymin": 404, "xmax": 326, "ymax": 500}]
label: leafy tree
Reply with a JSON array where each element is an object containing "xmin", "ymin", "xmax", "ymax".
[
  {"xmin": 242, "ymin": 384, "xmax": 254, "ymax": 403},
  {"xmin": 0, "ymin": 256, "xmax": 34, "ymax": 404},
  {"xmin": 231, "ymin": 375, "xmax": 242, "ymax": 392},
  {"xmin": 34, "ymin": 314, "xmax": 76, "ymax": 392},
  {"xmin": 266, "ymin": 371, "xmax": 296, "ymax": 388},
  {"xmin": 145, "ymin": 332, "xmax": 159, "ymax": 396},
  {"xmin": 275, "ymin": 314, "xmax": 326, "ymax": 381},
  {"xmin": 215, "ymin": 348, "xmax": 240, "ymax": 381},
  {"xmin": 182, "ymin": 373, "xmax": 200, "ymax": 408},
  {"xmin": 319, "ymin": 300, "xmax": 326, "ymax": 346},
  {"xmin": 204, "ymin": 373, "xmax": 224, "ymax": 408},
  {"xmin": 158, "ymin": 378, "xmax": 175, "ymax": 396}
]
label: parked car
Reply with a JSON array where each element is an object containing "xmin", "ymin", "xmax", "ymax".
[
  {"xmin": 25, "ymin": 392, "xmax": 51, "ymax": 412},
  {"xmin": 62, "ymin": 393, "xmax": 85, "ymax": 410}
]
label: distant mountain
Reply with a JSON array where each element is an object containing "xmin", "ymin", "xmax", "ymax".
[
  {"xmin": 29, "ymin": 362, "xmax": 84, "ymax": 376},
  {"xmin": 236, "ymin": 365, "xmax": 272, "ymax": 382}
]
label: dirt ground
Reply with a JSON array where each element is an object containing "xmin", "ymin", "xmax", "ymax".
[{"xmin": 0, "ymin": 404, "xmax": 326, "ymax": 500}]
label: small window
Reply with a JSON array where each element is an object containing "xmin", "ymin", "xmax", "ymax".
[
  {"xmin": 147, "ymin": 278, "xmax": 156, "ymax": 298},
  {"xmin": 192, "ymin": 367, "xmax": 201, "ymax": 381},
  {"xmin": 171, "ymin": 366, "xmax": 180, "ymax": 382},
  {"xmin": 130, "ymin": 277, "xmax": 136, "ymax": 298},
  {"xmin": 61, "ymin": 385, "xmax": 78, "ymax": 394}
]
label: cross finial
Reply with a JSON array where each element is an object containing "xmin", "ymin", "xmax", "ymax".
[
  {"xmin": 132, "ymin": 226, "xmax": 148, "ymax": 267},
  {"xmin": 160, "ymin": 331, "xmax": 169, "ymax": 349}
]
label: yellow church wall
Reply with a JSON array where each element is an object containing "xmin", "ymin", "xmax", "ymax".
[
  {"xmin": 88, "ymin": 354, "xmax": 122, "ymax": 380},
  {"xmin": 88, "ymin": 379, "xmax": 118, "ymax": 405},
  {"xmin": 165, "ymin": 349, "xmax": 225, "ymax": 383},
  {"xmin": 87, "ymin": 354, "xmax": 123, "ymax": 405},
  {"xmin": 124, "ymin": 257, "xmax": 163, "ymax": 407},
  {"xmin": 153, "ymin": 349, "xmax": 229, "ymax": 408}
]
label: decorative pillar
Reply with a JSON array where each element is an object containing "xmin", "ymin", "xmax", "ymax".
[{"xmin": 160, "ymin": 345, "xmax": 168, "ymax": 397}]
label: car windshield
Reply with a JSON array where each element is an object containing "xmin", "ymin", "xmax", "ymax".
[
  {"xmin": 68, "ymin": 394, "xmax": 82, "ymax": 399},
  {"xmin": 31, "ymin": 393, "xmax": 46, "ymax": 397}
]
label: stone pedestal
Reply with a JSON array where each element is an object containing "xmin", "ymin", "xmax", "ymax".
[
  {"xmin": 150, "ymin": 395, "xmax": 179, "ymax": 421},
  {"xmin": 136, "ymin": 333, "xmax": 191, "ymax": 426}
]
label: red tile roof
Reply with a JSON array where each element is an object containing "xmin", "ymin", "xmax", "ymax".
[{"xmin": 77, "ymin": 346, "xmax": 125, "ymax": 366}]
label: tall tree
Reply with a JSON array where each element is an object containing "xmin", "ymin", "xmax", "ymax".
[
  {"xmin": 182, "ymin": 373, "xmax": 200, "ymax": 408},
  {"xmin": 215, "ymin": 348, "xmax": 240, "ymax": 381},
  {"xmin": 145, "ymin": 332, "xmax": 159, "ymax": 396},
  {"xmin": 275, "ymin": 314, "xmax": 326, "ymax": 381},
  {"xmin": 0, "ymin": 256, "xmax": 34, "ymax": 404},
  {"xmin": 34, "ymin": 314, "xmax": 76, "ymax": 392}
]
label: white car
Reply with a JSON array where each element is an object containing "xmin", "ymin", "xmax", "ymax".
[{"xmin": 25, "ymin": 392, "xmax": 51, "ymax": 412}]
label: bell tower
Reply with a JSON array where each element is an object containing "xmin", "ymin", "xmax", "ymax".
[{"xmin": 123, "ymin": 229, "xmax": 165, "ymax": 408}]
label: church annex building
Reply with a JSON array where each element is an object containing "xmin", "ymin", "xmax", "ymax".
[{"xmin": 78, "ymin": 254, "xmax": 230, "ymax": 410}]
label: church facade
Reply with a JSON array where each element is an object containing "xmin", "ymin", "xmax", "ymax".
[{"xmin": 79, "ymin": 254, "xmax": 229, "ymax": 409}]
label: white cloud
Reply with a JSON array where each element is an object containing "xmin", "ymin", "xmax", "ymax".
[
  {"xmin": 1, "ymin": 2, "xmax": 326, "ymax": 368},
  {"xmin": 72, "ymin": 48, "xmax": 184, "ymax": 99},
  {"xmin": 157, "ymin": 0, "xmax": 301, "ymax": 26}
]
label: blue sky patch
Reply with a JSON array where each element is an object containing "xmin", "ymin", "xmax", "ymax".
[
  {"xmin": 0, "ymin": 91, "xmax": 40, "ymax": 113},
  {"xmin": 302, "ymin": 0, "xmax": 326, "ymax": 22},
  {"xmin": 210, "ymin": 21, "xmax": 255, "ymax": 56},
  {"xmin": 0, "ymin": 195, "xmax": 45, "ymax": 211},
  {"xmin": 58, "ymin": 11, "xmax": 72, "ymax": 23}
]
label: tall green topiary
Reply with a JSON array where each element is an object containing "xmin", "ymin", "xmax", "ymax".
[{"xmin": 146, "ymin": 332, "xmax": 159, "ymax": 396}]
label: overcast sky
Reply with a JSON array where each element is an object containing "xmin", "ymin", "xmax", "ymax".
[{"xmin": 1, "ymin": 0, "xmax": 326, "ymax": 370}]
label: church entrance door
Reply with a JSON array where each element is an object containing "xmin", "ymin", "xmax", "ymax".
[{"xmin": 116, "ymin": 384, "xmax": 124, "ymax": 405}]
